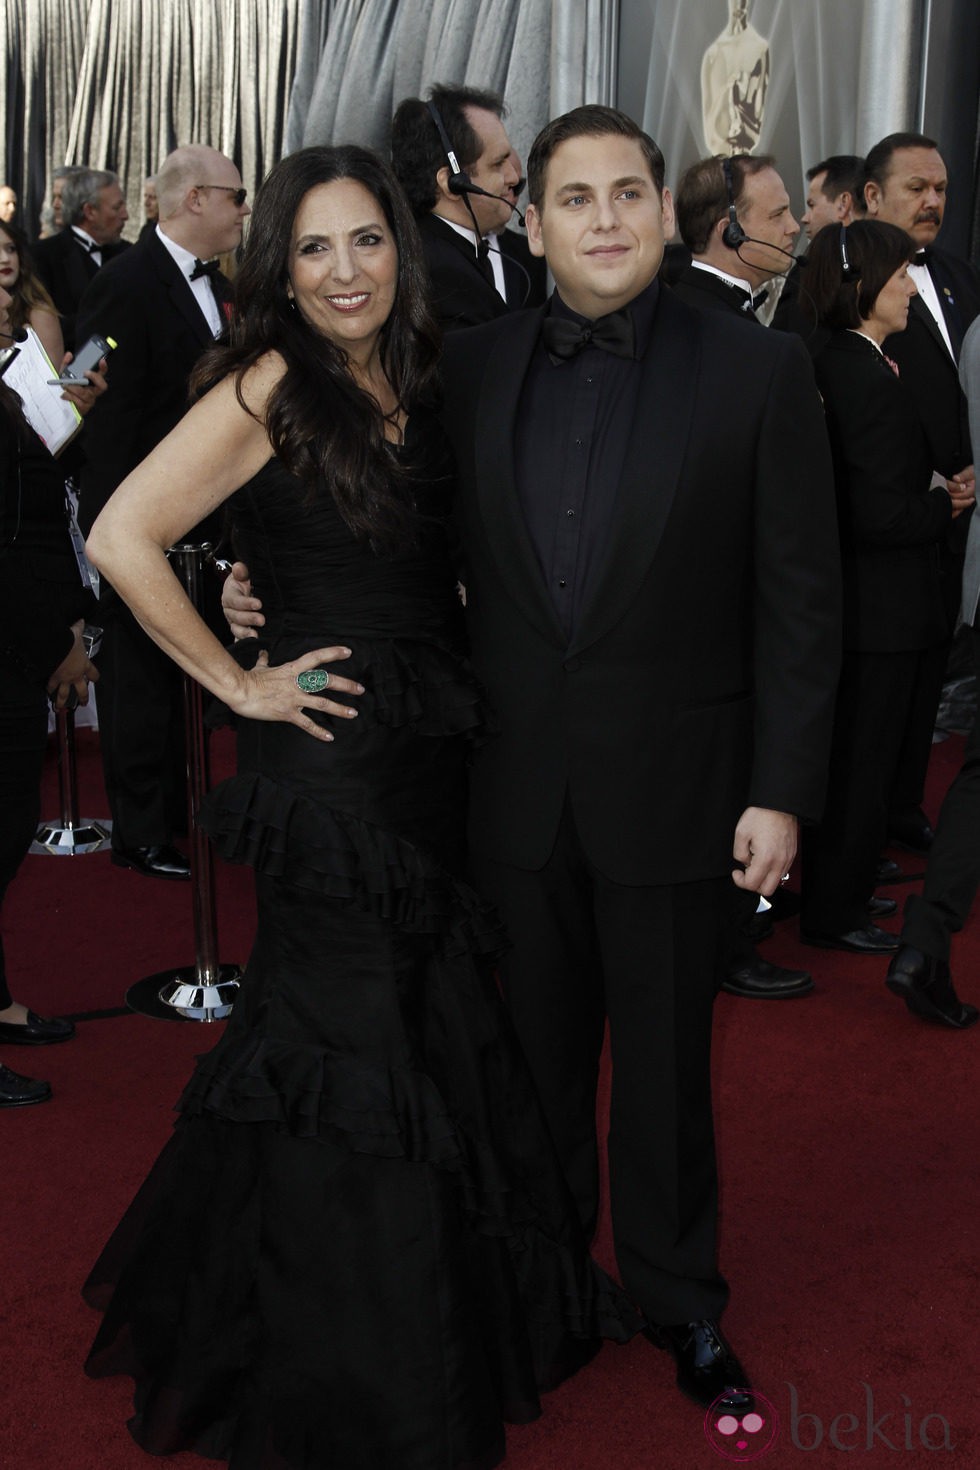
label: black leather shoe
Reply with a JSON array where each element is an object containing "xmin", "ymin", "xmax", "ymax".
[
  {"xmin": 111, "ymin": 844, "xmax": 191, "ymax": 880},
  {"xmin": 0, "ymin": 1009, "xmax": 75, "ymax": 1045},
  {"xmin": 885, "ymin": 945, "xmax": 979, "ymax": 1029},
  {"xmin": 867, "ymin": 896, "xmax": 898, "ymax": 919},
  {"xmin": 887, "ymin": 810, "xmax": 935, "ymax": 854},
  {"xmin": 876, "ymin": 857, "xmax": 903, "ymax": 884},
  {"xmin": 722, "ymin": 958, "xmax": 813, "ymax": 999},
  {"xmin": 0, "ymin": 1061, "xmax": 51, "ymax": 1108},
  {"xmin": 646, "ymin": 1319, "xmax": 752, "ymax": 1410},
  {"xmin": 802, "ymin": 923, "xmax": 899, "ymax": 954}
]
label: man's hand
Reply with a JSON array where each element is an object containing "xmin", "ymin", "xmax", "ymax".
[
  {"xmin": 222, "ymin": 560, "xmax": 265, "ymax": 639},
  {"xmin": 47, "ymin": 619, "xmax": 99, "ymax": 709},
  {"xmin": 732, "ymin": 806, "xmax": 798, "ymax": 897},
  {"xmin": 947, "ymin": 465, "xmax": 976, "ymax": 518}
]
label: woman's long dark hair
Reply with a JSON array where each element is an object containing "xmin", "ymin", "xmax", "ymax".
[
  {"xmin": 0, "ymin": 219, "xmax": 59, "ymax": 334},
  {"xmin": 192, "ymin": 145, "xmax": 442, "ymax": 549}
]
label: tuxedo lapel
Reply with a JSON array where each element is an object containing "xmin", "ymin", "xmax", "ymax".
[
  {"xmin": 147, "ymin": 233, "xmax": 219, "ymax": 348},
  {"xmin": 908, "ymin": 293, "xmax": 954, "ymax": 364},
  {"xmin": 474, "ymin": 307, "xmax": 566, "ymax": 646},
  {"xmin": 568, "ymin": 287, "xmax": 700, "ymax": 657},
  {"xmin": 928, "ymin": 255, "xmax": 966, "ymax": 358}
]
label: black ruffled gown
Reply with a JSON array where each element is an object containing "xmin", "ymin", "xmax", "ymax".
[{"xmin": 84, "ymin": 419, "xmax": 638, "ymax": 1469}]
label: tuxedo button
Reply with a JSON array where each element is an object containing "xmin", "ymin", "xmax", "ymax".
[{"xmin": 564, "ymin": 657, "xmax": 581, "ymax": 672}]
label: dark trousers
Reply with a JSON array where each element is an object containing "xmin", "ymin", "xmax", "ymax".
[
  {"xmin": 888, "ymin": 636, "xmax": 949, "ymax": 818},
  {"xmin": 902, "ymin": 621, "xmax": 980, "ymax": 960},
  {"xmin": 95, "ymin": 600, "xmax": 187, "ymax": 852},
  {"xmin": 472, "ymin": 798, "xmax": 730, "ymax": 1325},
  {"xmin": 803, "ymin": 647, "xmax": 934, "ymax": 934},
  {"xmin": 0, "ymin": 668, "xmax": 50, "ymax": 1009}
]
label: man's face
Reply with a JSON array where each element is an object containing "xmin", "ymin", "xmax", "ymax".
[
  {"xmin": 732, "ymin": 165, "xmax": 799, "ymax": 286},
  {"xmin": 193, "ymin": 158, "xmax": 250, "ymax": 256},
  {"xmin": 461, "ymin": 107, "xmax": 522, "ymax": 235},
  {"xmin": 525, "ymin": 133, "xmax": 672, "ymax": 320},
  {"xmin": 865, "ymin": 146, "xmax": 947, "ymax": 247},
  {"xmin": 84, "ymin": 183, "xmax": 129, "ymax": 243},
  {"xmin": 52, "ymin": 177, "xmax": 66, "ymax": 229},
  {"xmin": 143, "ymin": 180, "xmax": 158, "ymax": 221},
  {"xmin": 0, "ymin": 187, "xmax": 16, "ymax": 222},
  {"xmin": 801, "ymin": 170, "xmax": 844, "ymax": 240}
]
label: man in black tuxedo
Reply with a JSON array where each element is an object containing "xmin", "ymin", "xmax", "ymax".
[
  {"xmin": 672, "ymin": 154, "xmax": 816, "ymax": 1001},
  {"xmin": 863, "ymin": 132, "xmax": 980, "ymax": 855},
  {"xmin": 391, "ymin": 84, "xmax": 546, "ymax": 330},
  {"xmin": 32, "ymin": 168, "xmax": 130, "ymax": 351},
  {"xmin": 439, "ymin": 106, "xmax": 840, "ymax": 1407},
  {"xmin": 77, "ymin": 145, "xmax": 249, "ymax": 879}
]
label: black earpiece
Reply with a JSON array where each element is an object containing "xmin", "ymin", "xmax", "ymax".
[
  {"xmin": 721, "ymin": 158, "xmax": 747, "ymax": 250},
  {"xmin": 839, "ymin": 223, "xmax": 859, "ymax": 281},
  {"xmin": 426, "ymin": 100, "xmax": 473, "ymax": 197}
]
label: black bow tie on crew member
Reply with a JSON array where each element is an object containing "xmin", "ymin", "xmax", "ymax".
[
  {"xmin": 542, "ymin": 308, "xmax": 635, "ymax": 363},
  {"xmin": 190, "ymin": 256, "xmax": 220, "ymax": 281}
]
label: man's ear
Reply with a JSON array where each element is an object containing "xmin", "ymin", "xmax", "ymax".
[
  {"xmin": 525, "ymin": 202, "xmax": 545, "ymax": 258},
  {"xmin": 660, "ymin": 184, "xmax": 675, "ymax": 241},
  {"xmin": 434, "ymin": 165, "xmax": 455, "ymax": 208},
  {"xmin": 863, "ymin": 180, "xmax": 880, "ymax": 217}
]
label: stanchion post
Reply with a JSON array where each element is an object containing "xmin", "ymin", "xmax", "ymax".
[{"xmin": 31, "ymin": 685, "xmax": 112, "ymax": 856}]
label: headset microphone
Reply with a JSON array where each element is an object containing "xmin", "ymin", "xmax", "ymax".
[
  {"xmin": 447, "ymin": 177, "xmax": 525, "ymax": 228},
  {"xmin": 427, "ymin": 99, "xmax": 526, "ymax": 229},
  {"xmin": 721, "ymin": 158, "xmax": 747, "ymax": 249},
  {"xmin": 839, "ymin": 223, "xmax": 859, "ymax": 281}
]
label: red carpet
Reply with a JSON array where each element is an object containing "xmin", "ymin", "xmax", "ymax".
[{"xmin": 2, "ymin": 729, "xmax": 978, "ymax": 1468}]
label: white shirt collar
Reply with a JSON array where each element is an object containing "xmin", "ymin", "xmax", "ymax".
[{"xmin": 690, "ymin": 259, "xmax": 758, "ymax": 302}]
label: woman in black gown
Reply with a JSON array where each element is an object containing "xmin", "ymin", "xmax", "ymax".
[{"xmin": 82, "ymin": 146, "xmax": 635, "ymax": 1468}]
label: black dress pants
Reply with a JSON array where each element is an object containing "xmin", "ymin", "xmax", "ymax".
[
  {"xmin": 902, "ymin": 621, "xmax": 980, "ymax": 960},
  {"xmin": 0, "ymin": 667, "xmax": 50, "ymax": 1009},
  {"xmin": 472, "ymin": 797, "xmax": 730, "ymax": 1325}
]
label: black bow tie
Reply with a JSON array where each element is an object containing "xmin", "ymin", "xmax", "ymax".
[
  {"xmin": 190, "ymin": 257, "xmax": 220, "ymax": 281},
  {"xmin": 542, "ymin": 308, "xmax": 635, "ymax": 363},
  {"xmin": 73, "ymin": 232, "xmax": 100, "ymax": 255}
]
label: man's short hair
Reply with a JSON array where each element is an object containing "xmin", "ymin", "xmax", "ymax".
[
  {"xmin": 865, "ymin": 132, "xmax": 940, "ymax": 191},
  {"xmin": 526, "ymin": 105, "xmax": 665, "ymax": 209},
  {"xmin": 806, "ymin": 154, "xmax": 867, "ymax": 211},
  {"xmin": 674, "ymin": 153, "xmax": 775, "ymax": 254},
  {"xmin": 390, "ymin": 83, "xmax": 506, "ymax": 218},
  {"xmin": 806, "ymin": 218, "xmax": 916, "ymax": 329},
  {"xmin": 61, "ymin": 167, "xmax": 119, "ymax": 227}
]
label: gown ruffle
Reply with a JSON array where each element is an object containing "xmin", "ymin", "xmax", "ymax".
[{"xmin": 83, "ymin": 428, "xmax": 640, "ymax": 1469}]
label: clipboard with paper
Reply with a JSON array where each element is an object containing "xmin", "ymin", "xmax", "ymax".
[{"xmin": 3, "ymin": 327, "xmax": 83, "ymax": 456}]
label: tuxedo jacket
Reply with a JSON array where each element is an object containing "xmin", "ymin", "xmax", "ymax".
[
  {"xmin": 74, "ymin": 229, "xmax": 231, "ymax": 533},
  {"xmin": 31, "ymin": 228, "xmax": 130, "ymax": 352},
  {"xmin": 814, "ymin": 332, "xmax": 951, "ymax": 652},
  {"xmin": 417, "ymin": 213, "xmax": 547, "ymax": 332},
  {"xmin": 883, "ymin": 245, "xmax": 980, "ymax": 475},
  {"xmin": 440, "ymin": 288, "xmax": 842, "ymax": 884},
  {"xmin": 669, "ymin": 265, "xmax": 762, "ymax": 323}
]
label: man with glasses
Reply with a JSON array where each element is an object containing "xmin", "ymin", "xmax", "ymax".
[{"xmin": 76, "ymin": 145, "xmax": 249, "ymax": 881}]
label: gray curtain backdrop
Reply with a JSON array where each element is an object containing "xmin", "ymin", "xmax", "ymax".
[
  {"xmin": 286, "ymin": 0, "xmax": 620, "ymax": 195},
  {"xmin": 2, "ymin": 0, "xmax": 303, "ymax": 242}
]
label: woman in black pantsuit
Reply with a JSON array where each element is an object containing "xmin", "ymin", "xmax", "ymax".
[
  {"xmin": 800, "ymin": 221, "xmax": 974, "ymax": 952},
  {"xmin": 0, "ymin": 284, "xmax": 101, "ymax": 1104}
]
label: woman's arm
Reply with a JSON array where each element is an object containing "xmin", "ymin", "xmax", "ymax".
[
  {"xmin": 86, "ymin": 354, "xmax": 363, "ymax": 743},
  {"xmin": 28, "ymin": 305, "xmax": 65, "ymax": 369}
]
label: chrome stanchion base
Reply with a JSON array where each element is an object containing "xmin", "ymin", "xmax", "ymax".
[
  {"xmin": 30, "ymin": 817, "xmax": 112, "ymax": 856},
  {"xmin": 126, "ymin": 964, "xmax": 242, "ymax": 1023}
]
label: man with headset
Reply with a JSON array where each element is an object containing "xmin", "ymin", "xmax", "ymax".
[{"xmin": 390, "ymin": 83, "xmax": 547, "ymax": 330}]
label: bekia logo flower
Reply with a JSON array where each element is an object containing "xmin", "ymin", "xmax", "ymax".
[{"xmin": 704, "ymin": 1388, "xmax": 779, "ymax": 1461}]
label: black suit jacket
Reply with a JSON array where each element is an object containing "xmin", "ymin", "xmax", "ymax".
[
  {"xmin": 669, "ymin": 265, "xmax": 761, "ymax": 323},
  {"xmin": 74, "ymin": 229, "xmax": 230, "ymax": 533},
  {"xmin": 814, "ymin": 332, "xmax": 951, "ymax": 652},
  {"xmin": 440, "ymin": 289, "xmax": 842, "ymax": 884},
  {"xmin": 31, "ymin": 229, "xmax": 130, "ymax": 352},
  {"xmin": 884, "ymin": 245, "xmax": 980, "ymax": 475},
  {"xmin": 417, "ymin": 213, "xmax": 547, "ymax": 332}
]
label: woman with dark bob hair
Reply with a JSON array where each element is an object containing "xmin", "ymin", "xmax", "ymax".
[
  {"xmin": 799, "ymin": 220, "xmax": 975, "ymax": 963},
  {"xmin": 82, "ymin": 145, "xmax": 635, "ymax": 1469},
  {"xmin": 0, "ymin": 216, "xmax": 64, "ymax": 364}
]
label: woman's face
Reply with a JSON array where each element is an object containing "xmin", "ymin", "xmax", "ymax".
[
  {"xmin": 865, "ymin": 260, "xmax": 917, "ymax": 342},
  {"xmin": 0, "ymin": 227, "xmax": 20, "ymax": 292},
  {"xmin": 287, "ymin": 178, "xmax": 398, "ymax": 365}
]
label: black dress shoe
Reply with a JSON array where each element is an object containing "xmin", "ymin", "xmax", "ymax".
[
  {"xmin": 646, "ymin": 1319, "xmax": 752, "ymax": 1410},
  {"xmin": 0, "ymin": 1009, "xmax": 75, "ymax": 1045},
  {"xmin": 111, "ymin": 843, "xmax": 191, "ymax": 880},
  {"xmin": 885, "ymin": 945, "xmax": 979, "ymax": 1029},
  {"xmin": 0, "ymin": 1061, "xmax": 51, "ymax": 1108},
  {"xmin": 876, "ymin": 857, "xmax": 903, "ymax": 884},
  {"xmin": 867, "ymin": 896, "xmax": 898, "ymax": 919},
  {"xmin": 887, "ymin": 810, "xmax": 935, "ymax": 854},
  {"xmin": 722, "ymin": 958, "xmax": 813, "ymax": 999},
  {"xmin": 802, "ymin": 923, "xmax": 899, "ymax": 954}
]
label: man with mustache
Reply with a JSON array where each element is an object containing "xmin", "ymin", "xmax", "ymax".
[{"xmin": 862, "ymin": 132, "xmax": 980, "ymax": 863}]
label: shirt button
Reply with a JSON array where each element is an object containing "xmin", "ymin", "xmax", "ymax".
[
  {"xmin": 574, "ymin": 438, "xmax": 582, "ymax": 447},
  {"xmin": 566, "ymin": 509, "xmax": 575, "ymax": 517},
  {"xmin": 558, "ymin": 578, "xmax": 567, "ymax": 588}
]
